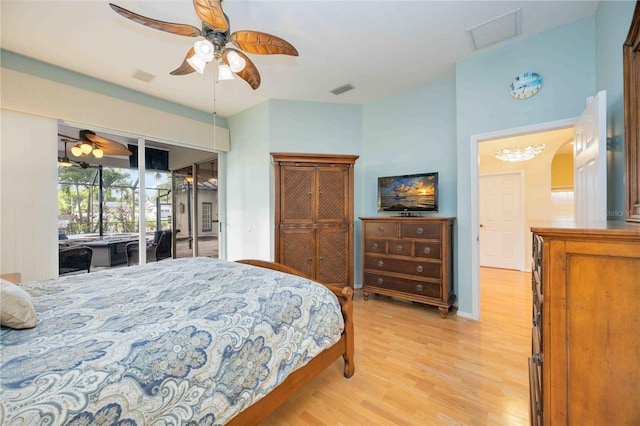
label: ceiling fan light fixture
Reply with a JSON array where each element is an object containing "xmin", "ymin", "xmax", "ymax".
[
  {"xmin": 227, "ymin": 50, "xmax": 246, "ymax": 72},
  {"xmin": 218, "ymin": 63, "xmax": 235, "ymax": 81},
  {"xmin": 92, "ymin": 147, "xmax": 104, "ymax": 159},
  {"xmin": 187, "ymin": 56, "xmax": 207, "ymax": 74},
  {"xmin": 187, "ymin": 40, "xmax": 214, "ymax": 74},
  {"xmin": 80, "ymin": 142, "xmax": 93, "ymax": 154},
  {"xmin": 71, "ymin": 145, "xmax": 83, "ymax": 157},
  {"xmin": 59, "ymin": 140, "xmax": 74, "ymax": 167},
  {"xmin": 194, "ymin": 39, "xmax": 214, "ymax": 61}
]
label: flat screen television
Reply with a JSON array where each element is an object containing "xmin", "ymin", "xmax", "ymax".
[
  {"xmin": 377, "ymin": 172, "xmax": 438, "ymax": 212},
  {"xmin": 128, "ymin": 145, "xmax": 170, "ymax": 172}
]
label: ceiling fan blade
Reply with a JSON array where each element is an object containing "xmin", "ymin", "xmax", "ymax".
[
  {"xmin": 84, "ymin": 133, "xmax": 133, "ymax": 156},
  {"xmin": 224, "ymin": 48, "xmax": 261, "ymax": 90},
  {"xmin": 170, "ymin": 48, "xmax": 197, "ymax": 75},
  {"xmin": 230, "ymin": 31, "xmax": 298, "ymax": 56},
  {"xmin": 193, "ymin": 0, "xmax": 229, "ymax": 33},
  {"xmin": 110, "ymin": 3, "xmax": 202, "ymax": 37}
]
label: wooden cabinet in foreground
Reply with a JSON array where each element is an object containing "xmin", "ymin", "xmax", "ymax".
[
  {"xmin": 530, "ymin": 222, "xmax": 640, "ymax": 425},
  {"xmin": 360, "ymin": 217, "xmax": 455, "ymax": 318}
]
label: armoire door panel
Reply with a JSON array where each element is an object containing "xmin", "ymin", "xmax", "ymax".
[
  {"xmin": 280, "ymin": 228, "xmax": 315, "ymax": 279},
  {"xmin": 281, "ymin": 166, "xmax": 315, "ymax": 223},
  {"xmin": 317, "ymin": 167, "xmax": 348, "ymax": 222},
  {"xmin": 316, "ymin": 227, "xmax": 348, "ymax": 284}
]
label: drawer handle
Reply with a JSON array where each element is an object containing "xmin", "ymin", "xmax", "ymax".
[
  {"xmin": 416, "ymin": 284, "xmax": 424, "ymax": 292},
  {"xmin": 377, "ymin": 277, "xmax": 384, "ymax": 285},
  {"xmin": 416, "ymin": 227, "xmax": 424, "ymax": 235},
  {"xmin": 416, "ymin": 265, "xmax": 424, "ymax": 273},
  {"xmin": 377, "ymin": 260, "xmax": 384, "ymax": 268},
  {"xmin": 395, "ymin": 245, "xmax": 403, "ymax": 252},
  {"xmin": 307, "ymin": 257, "xmax": 312, "ymax": 264},
  {"xmin": 423, "ymin": 247, "xmax": 432, "ymax": 255},
  {"xmin": 371, "ymin": 242, "xmax": 378, "ymax": 250},
  {"xmin": 307, "ymin": 191, "xmax": 312, "ymax": 197},
  {"xmin": 378, "ymin": 226, "xmax": 384, "ymax": 232}
]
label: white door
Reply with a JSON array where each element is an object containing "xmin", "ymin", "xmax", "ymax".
[
  {"xmin": 574, "ymin": 91, "xmax": 607, "ymax": 222},
  {"xmin": 479, "ymin": 172, "xmax": 524, "ymax": 270}
]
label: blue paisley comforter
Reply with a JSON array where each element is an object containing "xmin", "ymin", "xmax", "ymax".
[{"xmin": 0, "ymin": 257, "xmax": 344, "ymax": 425}]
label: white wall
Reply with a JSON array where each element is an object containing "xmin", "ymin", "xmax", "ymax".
[{"xmin": 1, "ymin": 110, "xmax": 58, "ymax": 282}]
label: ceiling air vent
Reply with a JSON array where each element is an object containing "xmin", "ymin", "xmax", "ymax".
[
  {"xmin": 466, "ymin": 8, "xmax": 522, "ymax": 51},
  {"xmin": 330, "ymin": 83, "xmax": 355, "ymax": 96},
  {"xmin": 131, "ymin": 70, "xmax": 156, "ymax": 83}
]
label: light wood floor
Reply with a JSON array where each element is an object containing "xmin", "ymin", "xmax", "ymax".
[{"xmin": 261, "ymin": 267, "xmax": 531, "ymax": 425}]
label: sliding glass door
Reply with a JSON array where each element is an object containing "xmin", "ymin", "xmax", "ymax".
[{"xmin": 172, "ymin": 157, "xmax": 219, "ymax": 259}]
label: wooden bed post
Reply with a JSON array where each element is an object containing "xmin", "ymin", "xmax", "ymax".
[
  {"xmin": 229, "ymin": 259, "xmax": 356, "ymax": 424},
  {"xmin": 338, "ymin": 285, "xmax": 355, "ymax": 378}
]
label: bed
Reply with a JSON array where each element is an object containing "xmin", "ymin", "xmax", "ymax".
[{"xmin": 0, "ymin": 257, "xmax": 354, "ymax": 425}]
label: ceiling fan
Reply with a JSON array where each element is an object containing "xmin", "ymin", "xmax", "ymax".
[
  {"xmin": 109, "ymin": 0, "xmax": 299, "ymax": 90},
  {"xmin": 58, "ymin": 130, "xmax": 132, "ymax": 168}
]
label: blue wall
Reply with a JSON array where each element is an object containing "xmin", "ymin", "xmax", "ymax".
[
  {"xmin": 362, "ymin": 74, "xmax": 458, "ymax": 217},
  {"xmin": 269, "ymin": 100, "xmax": 363, "ymax": 155},
  {"xmin": 595, "ymin": 0, "xmax": 636, "ymax": 219},
  {"xmin": 226, "ymin": 102, "xmax": 272, "ymax": 260},
  {"xmin": 454, "ymin": 17, "xmax": 597, "ymax": 315}
]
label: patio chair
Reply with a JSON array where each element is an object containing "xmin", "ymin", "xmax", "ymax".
[
  {"xmin": 59, "ymin": 245, "xmax": 93, "ymax": 275},
  {"xmin": 125, "ymin": 230, "xmax": 173, "ymax": 266}
]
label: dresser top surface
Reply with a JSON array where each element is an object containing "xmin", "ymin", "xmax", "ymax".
[
  {"xmin": 360, "ymin": 217, "xmax": 455, "ymax": 223},
  {"xmin": 531, "ymin": 220, "xmax": 640, "ymax": 239}
]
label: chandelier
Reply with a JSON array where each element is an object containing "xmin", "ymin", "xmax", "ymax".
[{"xmin": 494, "ymin": 143, "xmax": 546, "ymax": 162}]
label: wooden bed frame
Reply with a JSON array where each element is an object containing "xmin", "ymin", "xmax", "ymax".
[{"xmin": 228, "ymin": 259, "xmax": 355, "ymax": 425}]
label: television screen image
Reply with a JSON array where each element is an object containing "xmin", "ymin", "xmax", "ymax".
[{"xmin": 378, "ymin": 172, "xmax": 438, "ymax": 212}]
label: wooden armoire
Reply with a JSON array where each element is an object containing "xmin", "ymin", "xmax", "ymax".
[{"xmin": 272, "ymin": 153, "xmax": 358, "ymax": 287}]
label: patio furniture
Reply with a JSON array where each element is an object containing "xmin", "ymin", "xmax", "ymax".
[
  {"xmin": 59, "ymin": 246, "xmax": 93, "ymax": 275},
  {"xmin": 125, "ymin": 230, "xmax": 172, "ymax": 266}
]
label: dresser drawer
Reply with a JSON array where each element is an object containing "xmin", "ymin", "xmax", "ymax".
[
  {"xmin": 364, "ymin": 221, "xmax": 398, "ymax": 237},
  {"xmin": 364, "ymin": 255, "xmax": 441, "ymax": 279},
  {"xmin": 387, "ymin": 240, "xmax": 412, "ymax": 257},
  {"xmin": 364, "ymin": 238, "xmax": 387, "ymax": 254},
  {"xmin": 414, "ymin": 242, "xmax": 441, "ymax": 260},
  {"xmin": 400, "ymin": 222, "xmax": 441, "ymax": 239},
  {"xmin": 364, "ymin": 273, "xmax": 441, "ymax": 298}
]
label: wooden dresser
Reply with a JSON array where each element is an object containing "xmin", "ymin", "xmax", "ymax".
[
  {"xmin": 360, "ymin": 217, "xmax": 455, "ymax": 318},
  {"xmin": 530, "ymin": 222, "xmax": 640, "ymax": 425},
  {"xmin": 272, "ymin": 153, "xmax": 358, "ymax": 287}
]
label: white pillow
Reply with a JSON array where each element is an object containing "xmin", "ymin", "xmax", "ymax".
[{"xmin": 1, "ymin": 279, "xmax": 37, "ymax": 329}]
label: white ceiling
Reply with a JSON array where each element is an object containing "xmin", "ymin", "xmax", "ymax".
[{"xmin": 1, "ymin": 1, "xmax": 599, "ymax": 118}]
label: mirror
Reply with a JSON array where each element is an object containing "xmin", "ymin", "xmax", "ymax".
[{"xmin": 624, "ymin": 1, "xmax": 640, "ymax": 222}]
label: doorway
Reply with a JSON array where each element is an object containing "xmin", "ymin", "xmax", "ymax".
[{"xmin": 469, "ymin": 117, "xmax": 578, "ymax": 319}]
